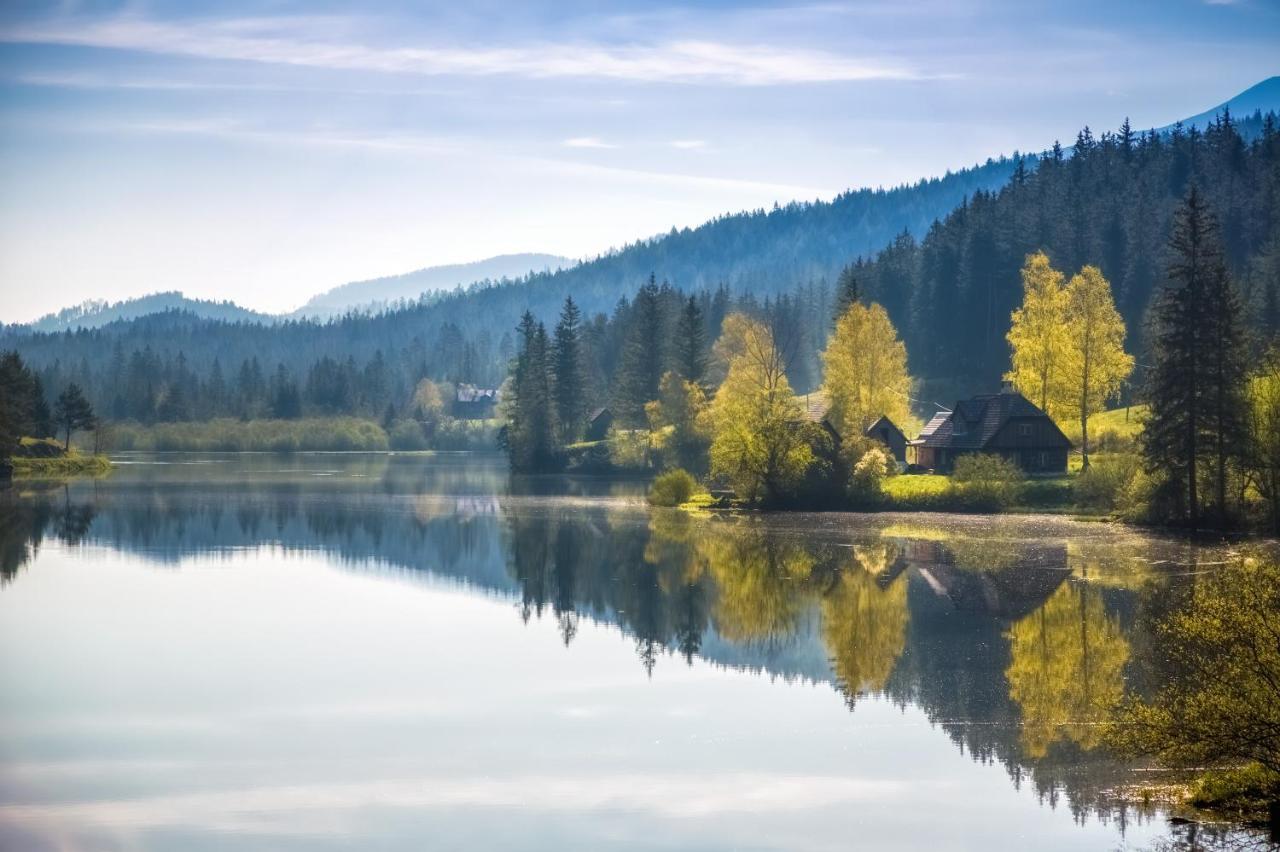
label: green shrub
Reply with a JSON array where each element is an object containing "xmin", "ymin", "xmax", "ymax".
[
  {"xmin": 1189, "ymin": 763, "xmax": 1280, "ymax": 816},
  {"xmin": 608, "ymin": 427, "xmax": 651, "ymax": 471},
  {"xmin": 1074, "ymin": 453, "xmax": 1141, "ymax": 510},
  {"xmin": 388, "ymin": 419, "xmax": 429, "ymax": 451},
  {"xmin": 1115, "ymin": 467, "xmax": 1162, "ymax": 523},
  {"xmin": 649, "ymin": 468, "xmax": 698, "ymax": 507},
  {"xmin": 433, "ymin": 418, "xmax": 500, "ymax": 450},
  {"xmin": 848, "ymin": 446, "xmax": 890, "ymax": 506},
  {"xmin": 950, "ymin": 454, "xmax": 1024, "ymax": 510}
]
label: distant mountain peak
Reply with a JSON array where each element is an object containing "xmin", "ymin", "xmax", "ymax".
[
  {"xmin": 292, "ymin": 252, "xmax": 575, "ymax": 318},
  {"xmin": 1159, "ymin": 75, "xmax": 1280, "ymax": 132},
  {"xmin": 18, "ymin": 291, "xmax": 272, "ymax": 333}
]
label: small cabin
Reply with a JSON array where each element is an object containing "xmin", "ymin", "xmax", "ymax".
[
  {"xmin": 454, "ymin": 384, "xmax": 499, "ymax": 420},
  {"xmin": 908, "ymin": 385, "xmax": 1070, "ymax": 474},
  {"xmin": 863, "ymin": 415, "xmax": 907, "ymax": 464},
  {"xmin": 585, "ymin": 407, "xmax": 613, "ymax": 441}
]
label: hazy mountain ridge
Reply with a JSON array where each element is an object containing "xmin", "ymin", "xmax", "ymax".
[
  {"xmin": 18, "ymin": 80, "xmax": 1279, "ymax": 337},
  {"xmin": 15, "ymin": 292, "xmax": 273, "ymax": 333},
  {"xmin": 4, "ymin": 80, "xmax": 1278, "ymax": 412},
  {"xmin": 292, "ymin": 252, "xmax": 575, "ymax": 318},
  {"xmin": 1158, "ymin": 76, "xmax": 1280, "ymax": 134}
]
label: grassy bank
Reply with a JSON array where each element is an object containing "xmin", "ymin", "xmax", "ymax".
[
  {"xmin": 11, "ymin": 454, "xmax": 113, "ymax": 478},
  {"xmin": 9, "ymin": 439, "xmax": 113, "ymax": 478},
  {"xmin": 111, "ymin": 417, "xmax": 390, "ymax": 452},
  {"xmin": 109, "ymin": 416, "xmax": 500, "ymax": 452}
]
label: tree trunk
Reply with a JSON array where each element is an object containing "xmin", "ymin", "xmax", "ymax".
[
  {"xmin": 1080, "ymin": 352, "xmax": 1091, "ymax": 472},
  {"xmin": 63, "ymin": 425, "xmax": 70, "ymax": 453}
]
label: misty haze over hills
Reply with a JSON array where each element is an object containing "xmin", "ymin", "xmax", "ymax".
[
  {"xmin": 9, "ymin": 77, "xmax": 1280, "ymax": 336},
  {"xmin": 291, "ymin": 253, "xmax": 574, "ymax": 318}
]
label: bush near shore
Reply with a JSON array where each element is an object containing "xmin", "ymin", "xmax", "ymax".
[
  {"xmin": 8, "ymin": 438, "xmax": 111, "ymax": 478},
  {"xmin": 107, "ymin": 417, "xmax": 500, "ymax": 453}
]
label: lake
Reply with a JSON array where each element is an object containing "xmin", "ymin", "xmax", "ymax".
[{"xmin": 0, "ymin": 453, "xmax": 1268, "ymax": 850}]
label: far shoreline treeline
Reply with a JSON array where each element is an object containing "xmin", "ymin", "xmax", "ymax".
[{"xmin": 503, "ymin": 181, "xmax": 1280, "ymax": 535}]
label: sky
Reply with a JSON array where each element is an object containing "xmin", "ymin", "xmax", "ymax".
[{"xmin": 0, "ymin": 1, "xmax": 1276, "ymax": 322}]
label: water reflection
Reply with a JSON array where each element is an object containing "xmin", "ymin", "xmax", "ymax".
[{"xmin": 0, "ymin": 454, "xmax": 1270, "ymax": 848}]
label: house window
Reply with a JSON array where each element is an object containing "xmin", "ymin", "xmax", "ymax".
[
  {"xmin": 1038, "ymin": 452, "xmax": 1047, "ymax": 468},
  {"xmin": 1018, "ymin": 423, "xmax": 1033, "ymax": 437}
]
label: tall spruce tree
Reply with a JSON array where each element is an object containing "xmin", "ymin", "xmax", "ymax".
[
  {"xmin": 834, "ymin": 264, "xmax": 860, "ymax": 321},
  {"xmin": 674, "ymin": 295, "xmax": 707, "ymax": 385},
  {"xmin": 507, "ymin": 312, "xmax": 559, "ymax": 471},
  {"xmin": 552, "ymin": 296, "xmax": 586, "ymax": 442},
  {"xmin": 53, "ymin": 383, "xmax": 95, "ymax": 452},
  {"xmin": 613, "ymin": 276, "xmax": 666, "ymax": 424},
  {"xmin": 1144, "ymin": 187, "xmax": 1248, "ymax": 529}
]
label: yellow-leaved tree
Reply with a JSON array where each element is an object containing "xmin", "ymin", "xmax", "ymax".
[
  {"xmin": 821, "ymin": 567, "xmax": 909, "ymax": 706},
  {"xmin": 707, "ymin": 314, "xmax": 813, "ymax": 505},
  {"xmin": 821, "ymin": 301, "xmax": 913, "ymax": 438},
  {"xmin": 1006, "ymin": 251, "xmax": 1070, "ymax": 416},
  {"xmin": 1060, "ymin": 266, "xmax": 1133, "ymax": 470},
  {"xmin": 1005, "ymin": 583, "xmax": 1130, "ymax": 758}
]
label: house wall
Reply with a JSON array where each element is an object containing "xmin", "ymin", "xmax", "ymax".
[
  {"xmin": 988, "ymin": 417, "xmax": 1068, "ymax": 451},
  {"xmin": 868, "ymin": 425, "xmax": 907, "ymax": 463}
]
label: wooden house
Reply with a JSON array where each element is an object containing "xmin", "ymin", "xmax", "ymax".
[
  {"xmin": 907, "ymin": 385, "xmax": 1070, "ymax": 473},
  {"xmin": 863, "ymin": 415, "xmax": 907, "ymax": 464},
  {"xmin": 584, "ymin": 407, "xmax": 613, "ymax": 441},
  {"xmin": 453, "ymin": 384, "xmax": 499, "ymax": 420}
]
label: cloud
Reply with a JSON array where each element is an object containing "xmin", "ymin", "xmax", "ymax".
[
  {"xmin": 670, "ymin": 139, "xmax": 707, "ymax": 150},
  {"xmin": 1, "ymin": 15, "xmax": 925, "ymax": 86},
  {"xmin": 0, "ymin": 772, "xmax": 907, "ymax": 834},
  {"xmin": 563, "ymin": 137, "xmax": 617, "ymax": 149}
]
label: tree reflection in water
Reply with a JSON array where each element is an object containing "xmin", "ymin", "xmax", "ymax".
[
  {"xmin": 1005, "ymin": 581, "xmax": 1131, "ymax": 758},
  {"xmin": 4, "ymin": 467, "xmax": 1271, "ymax": 839}
]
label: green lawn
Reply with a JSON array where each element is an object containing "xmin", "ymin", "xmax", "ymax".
[
  {"xmin": 1062, "ymin": 404, "xmax": 1147, "ymax": 444},
  {"xmin": 882, "ymin": 474, "xmax": 950, "ymax": 501}
]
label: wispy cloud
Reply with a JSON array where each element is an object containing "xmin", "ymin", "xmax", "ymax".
[
  {"xmin": 563, "ymin": 137, "xmax": 617, "ymax": 149},
  {"xmin": 670, "ymin": 139, "xmax": 707, "ymax": 150},
  {"xmin": 1, "ymin": 15, "xmax": 925, "ymax": 86}
]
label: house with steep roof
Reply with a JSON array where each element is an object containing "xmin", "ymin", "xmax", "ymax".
[
  {"xmin": 799, "ymin": 391, "xmax": 908, "ymax": 465},
  {"xmin": 864, "ymin": 415, "xmax": 907, "ymax": 464},
  {"xmin": 907, "ymin": 384, "xmax": 1070, "ymax": 473},
  {"xmin": 454, "ymin": 384, "xmax": 500, "ymax": 420}
]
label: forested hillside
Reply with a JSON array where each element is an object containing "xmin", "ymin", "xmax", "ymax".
[
  {"xmin": 853, "ymin": 110, "xmax": 1279, "ymax": 398},
  {"xmin": 2, "ymin": 110, "xmax": 1277, "ymax": 425},
  {"xmin": 14, "ymin": 292, "xmax": 273, "ymax": 334}
]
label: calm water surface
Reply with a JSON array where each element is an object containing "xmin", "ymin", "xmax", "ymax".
[{"xmin": 0, "ymin": 453, "xmax": 1268, "ymax": 850}]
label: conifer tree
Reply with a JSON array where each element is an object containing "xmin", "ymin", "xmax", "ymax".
[
  {"xmin": 673, "ymin": 295, "xmax": 707, "ymax": 385},
  {"xmin": 834, "ymin": 264, "xmax": 860, "ymax": 322},
  {"xmin": 613, "ymin": 276, "xmax": 666, "ymax": 424},
  {"xmin": 53, "ymin": 383, "xmax": 95, "ymax": 451},
  {"xmin": 506, "ymin": 312, "xmax": 559, "ymax": 471},
  {"xmin": 552, "ymin": 296, "xmax": 586, "ymax": 442},
  {"xmin": 1145, "ymin": 187, "xmax": 1249, "ymax": 529}
]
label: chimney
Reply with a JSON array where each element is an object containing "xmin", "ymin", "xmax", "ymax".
[{"xmin": 1001, "ymin": 380, "xmax": 1017, "ymax": 395}]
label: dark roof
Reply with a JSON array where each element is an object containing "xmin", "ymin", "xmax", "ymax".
[
  {"xmin": 914, "ymin": 391, "xmax": 1069, "ymax": 450},
  {"xmin": 863, "ymin": 415, "xmax": 905, "ymax": 442},
  {"xmin": 588, "ymin": 406, "xmax": 612, "ymax": 422},
  {"xmin": 913, "ymin": 411, "xmax": 951, "ymax": 444}
]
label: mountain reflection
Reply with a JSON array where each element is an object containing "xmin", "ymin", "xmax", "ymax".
[{"xmin": 0, "ymin": 457, "xmax": 1206, "ymax": 827}]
